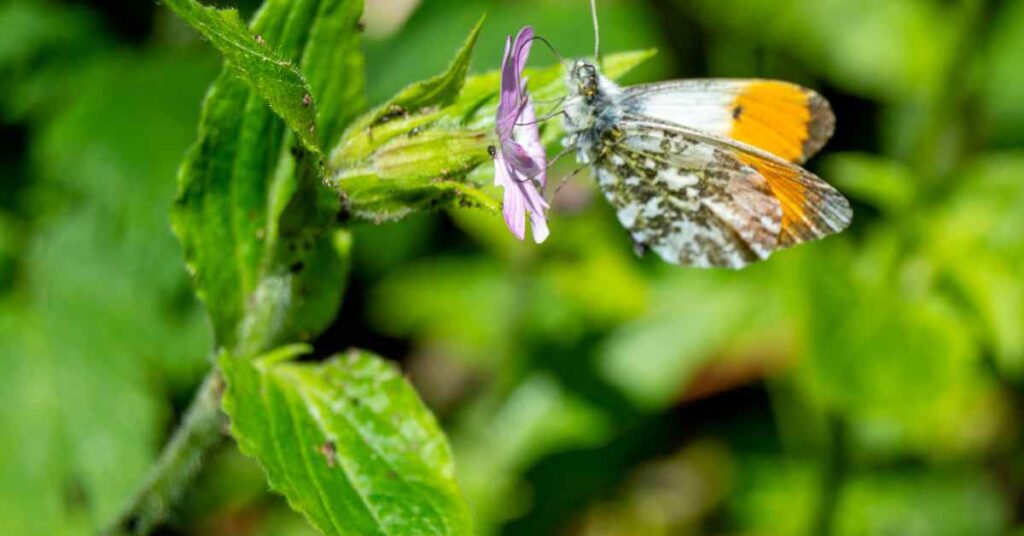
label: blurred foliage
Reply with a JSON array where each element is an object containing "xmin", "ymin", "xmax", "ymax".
[{"xmin": 2, "ymin": 0, "xmax": 1024, "ymax": 534}]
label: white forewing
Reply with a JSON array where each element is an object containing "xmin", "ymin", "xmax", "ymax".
[
  {"xmin": 621, "ymin": 80, "xmax": 749, "ymax": 135},
  {"xmin": 620, "ymin": 79, "xmax": 835, "ymax": 164}
]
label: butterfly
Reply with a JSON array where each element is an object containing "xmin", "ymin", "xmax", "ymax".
[{"xmin": 561, "ymin": 62, "xmax": 852, "ymax": 269}]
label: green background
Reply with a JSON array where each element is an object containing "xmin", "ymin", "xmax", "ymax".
[{"xmin": 2, "ymin": 0, "xmax": 1023, "ymax": 534}]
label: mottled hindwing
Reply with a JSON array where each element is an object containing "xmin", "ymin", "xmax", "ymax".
[
  {"xmin": 594, "ymin": 116, "xmax": 851, "ymax": 268},
  {"xmin": 621, "ymin": 79, "xmax": 835, "ymax": 164}
]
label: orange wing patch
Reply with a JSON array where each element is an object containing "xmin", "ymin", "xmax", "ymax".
[
  {"xmin": 729, "ymin": 81, "xmax": 834, "ymax": 164},
  {"xmin": 736, "ymin": 152, "xmax": 851, "ymax": 247}
]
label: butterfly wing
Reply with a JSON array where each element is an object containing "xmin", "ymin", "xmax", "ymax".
[
  {"xmin": 594, "ymin": 121, "xmax": 782, "ymax": 268},
  {"xmin": 620, "ymin": 80, "xmax": 835, "ymax": 164},
  {"xmin": 594, "ymin": 116, "xmax": 851, "ymax": 268}
]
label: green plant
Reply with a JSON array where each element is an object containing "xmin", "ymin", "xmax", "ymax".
[{"xmin": 99, "ymin": 1, "xmax": 650, "ymax": 534}]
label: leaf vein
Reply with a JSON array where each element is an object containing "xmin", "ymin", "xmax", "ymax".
[{"xmin": 276, "ymin": 373, "xmax": 355, "ymax": 536}]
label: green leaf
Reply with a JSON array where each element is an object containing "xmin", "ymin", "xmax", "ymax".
[
  {"xmin": 834, "ymin": 470, "xmax": 1008, "ymax": 535},
  {"xmin": 353, "ymin": 16, "xmax": 484, "ymax": 133},
  {"xmin": 980, "ymin": 0, "xmax": 1024, "ymax": 144},
  {"xmin": 368, "ymin": 256, "xmax": 516, "ymax": 362},
  {"xmin": 221, "ymin": 347, "xmax": 473, "ymax": 536},
  {"xmin": 451, "ymin": 374, "xmax": 611, "ymax": 534},
  {"xmin": 163, "ymin": 0, "xmax": 321, "ymax": 152},
  {"xmin": 794, "ymin": 238, "xmax": 1003, "ymax": 458},
  {"xmin": 0, "ymin": 51, "xmax": 217, "ymax": 534},
  {"xmin": 0, "ymin": 306, "xmax": 73, "ymax": 535},
  {"xmin": 599, "ymin": 273, "xmax": 767, "ymax": 410},
  {"xmin": 329, "ymin": 18, "xmax": 486, "ymax": 169},
  {"xmin": 300, "ymin": 0, "xmax": 366, "ymax": 147},
  {"xmin": 172, "ymin": 0, "xmax": 362, "ymax": 352},
  {"xmin": 925, "ymin": 154, "xmax": 1024, "ymax": 377}
]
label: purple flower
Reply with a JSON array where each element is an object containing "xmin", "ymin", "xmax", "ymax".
[{"xmin": 493, "ymin": 26, "xmax": 549, "ymax": 243}]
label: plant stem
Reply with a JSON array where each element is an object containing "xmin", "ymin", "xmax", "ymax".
[
  {"xmin": 102, "ymin": 370, "xmax": 227, "ymax": 536},
  {"xmin": 813, "ymin": 414, "xmax": 847, "ymax": 536}
]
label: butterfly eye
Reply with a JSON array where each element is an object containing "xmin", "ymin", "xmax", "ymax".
[{"xmin": 487, "ymin": 145, "xmax": 497, "ymax": 158}]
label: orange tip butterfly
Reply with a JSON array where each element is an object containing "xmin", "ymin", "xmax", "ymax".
[{"xmin": 562, "ymin": 0, "xmax": 852, "ymax": 269}]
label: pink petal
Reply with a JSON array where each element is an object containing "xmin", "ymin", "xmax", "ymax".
[
  {"xmin": 497, "ymin": 37, "xmax": 518, "ymax": 129},
  {"xmin": 522, "ymin": 179, "xmax": 550, "ymax": 243},
  {"xmin": 512, "ymin": 27, "xmax": 534, "ymax": 84},
  {"xmin": 492, "ymin": 26, "xmax": 549, "ymax": 244},
  {"xmin": 503, "ymin": 139, "xmax": 541, "ymax": 177},
  {"xmin": 494, "ymin": 155, "xmax": 526, "ymax": 240},
  {"xmin": 517, "ymin": 96, "xmax": 547, "ymax": 188}
]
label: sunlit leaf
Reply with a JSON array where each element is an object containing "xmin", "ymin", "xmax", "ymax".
[
  {"xmin": 163, "ymin": 0, "xmax": 321, "ymax": 152},
  {"xmin": 221, "ymin": 346, "xmax": 473, "ymax": 536},
  {"xmin": 353, "ymin": 16, "xmax": 483, "ymax": 132}
]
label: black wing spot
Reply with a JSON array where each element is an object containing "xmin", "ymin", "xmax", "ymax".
[{"xmin": 732, "ymin": 105, "xmax": 744, "ymax": 120}]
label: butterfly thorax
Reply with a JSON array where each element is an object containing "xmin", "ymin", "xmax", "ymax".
[{"xmin": 563, "ymin": 61, "xmax": 624, "ymax": 165}]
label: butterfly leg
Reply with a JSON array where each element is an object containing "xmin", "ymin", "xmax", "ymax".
[{"xmin": 633, "ymin": 239, "xmax": 648, "ymax": 259}]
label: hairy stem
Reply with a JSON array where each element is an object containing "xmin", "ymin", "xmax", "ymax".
[{"xmin": 102, "ymin": 370, "xmax": 227, "ymax": 536}]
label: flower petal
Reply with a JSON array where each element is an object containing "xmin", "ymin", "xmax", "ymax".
[
  {"xmin": 511, "ymin": 27, "xmax": 534, "ymax": 86},
  {"xmin": 503, "ymin": 139, "xmax": 541, "ymax": 177},
  {"xmin": 497, "ymin": 26, "xmax": 534, "ymax": 135},
  {"xmin": 497, "ymin": 36, "xmax": 518, "ymax": 130},
  {"xmin": 493, "ymin": 26, "xmax": 549, "ymax": 244},
  {"xmin": 522, "ymin": 178, "xmax": 550, "ymax": 243},
  {"xmin": 517, "ymin": 96, "xmax": 547, "ymax": 188},
  {"xmin": 494, "ymin": 155, "xmax": 526, "ymax": 240}
]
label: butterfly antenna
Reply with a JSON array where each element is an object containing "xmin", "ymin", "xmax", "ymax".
[
  {"xmin": 515, "ymin": 98, "xmax": 570, "ymax": 127},
  {"xmin": 529, "ymin": 35, "xmax": 567, "ymax": 69},
  {"xmin": 590, "ymin": 0, "xmax": 601, "ymax": 64}
]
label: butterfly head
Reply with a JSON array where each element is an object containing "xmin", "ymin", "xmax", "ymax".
[
  {"xmin": 569, "ymin": 61, "xmax": 601, "ymax": 102},
  {"xmin": 563, "ymin": 60, "xmax": 623, "ymax": 161}
]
